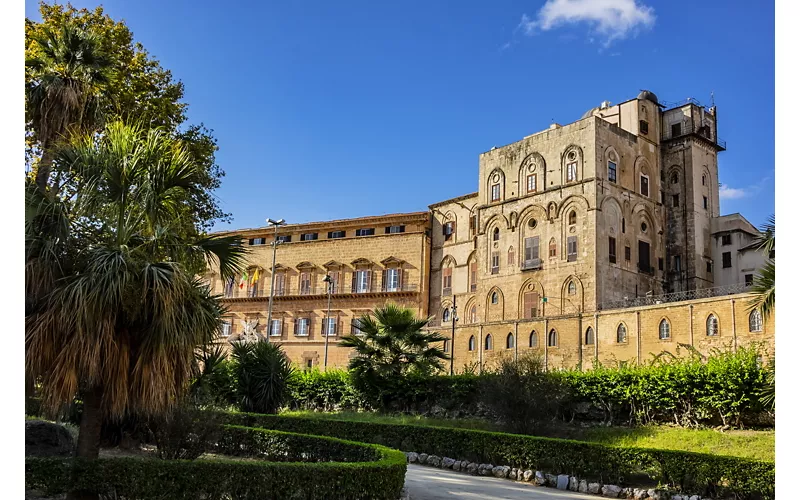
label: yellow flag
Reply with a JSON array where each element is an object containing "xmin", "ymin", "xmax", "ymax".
[{"xmin": 251, "ymin": 268, "xmax": 260, "ymax": 284}]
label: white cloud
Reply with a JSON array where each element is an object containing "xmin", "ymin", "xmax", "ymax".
[
  {"xmin": 520, "ymin": 0, "xmax": 655, "ymax": 47},
  {"xmin": 719, "ymin": 184, "xmax": 748, "ymax": 200}
]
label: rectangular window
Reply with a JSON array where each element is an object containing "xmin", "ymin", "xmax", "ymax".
[
  {"xmin": 323, "ymin": 317, "xmax": 337, "ymax": 336},
  {"xmin": 269, "ymin": 319, "xmax": 282, "ymax": 336},
  {"xmin": 672, "ymin": 194, "xmax": 679, "ymax": 207},
  {"xmin": 524, "ymin": 236, "xmax": 540, "ymax": 264},
  {"xmin": 722, "ymin": 252, "xmax": 732, "ymax": 268},
  {"xmin": 567, "ymin": 236, "xmax": 578, "ymax": 262},
  {"xmin": 276, "ymin": 235, "xmax": 291, "ymax": 243},
  {"xmin": 469, "ymin": 215, "xmax": 476, "ymax": 235},
  {"xmin": 274, "ymin": 273, "xmax": 285, "ymax": 295},
  {"xmin": 745, "ymin": 274, "xmax": 754, "ymax": 286},
  {"xmin": 443, "ymin": 221, "xmax": 454, "ymax": 241},
  {"xmin": 442, "ymin": 267, "xmax": 452, "ymax": 295},
  {"xmin": 306, "ymin": 359, "xmax": 313, "ymax": 369},
  {"xmin": 640, "ymin": 175, "xmax": 649, "ymax": 197},
  {"xmin": 722, "ymin": 234, "xmax": 732, "ymax": 246},
  {"xmin": 385, "ymin": 225, "xmax": 405, "ymax": 234},
  {"xmin": 491, "ymin": 184, "xmax": 501, "ymax": 201},
  {"xmin": 658, "ymin": 257, "xmax": 664, "ymax": 271},
  {"xmin": 355, "ymin": 270, "xmax": 370, "ymax": 293},
  {"xmin": 508, "ymin": 248, "xmax": 515, "ymax": 266},
  {"xmin": 356, "ymin": 228, "xmax": 375, "ymax": 237},
  {"xmin": 328, "ymin": 230, "xmax": 346, "ymax": 239},
  {"xmin": 300, "ymin": 233, "xmax": 318, "ymax": 241},
  {"xmin": 385, "ymin": 268, "xmax": 400, "ymax": 291},
  {"xmin": 491, "ymin": 253, "xmax": 499, "ymax": 274},
  {"xmin": 299, "ymin": 272, "xmax": 312, "ymax": 294},
  {"xmin": 674, "ymin": 255, "xmax": 682, "ymax": 272},
  {"xmin": 638, "ymin": 240, "xmax": 651, "ymax": 273},
  {"xmin": 707, "ymin": 261, "xmax": 713, "ymax": 273},
  {"xmin": 527, "ymin": 174, "xmax": 537, "ymax": 193},
  {"xmin": 523, "ymin": 292, "xmax": 539, "ymax": 319},
  {"xmin": 703, "ymin": 196, "xmax": 708, "ymax": 209},
  {"xmin": 608, "ymin": 161, "xmax": 617, "ymax": 183},
  {"xmin": 608, "ymin": 236, "xmax": 616, "ymax": 264},
  {"xmin": 295, "ymin": 318, "xmax": 309, "ymax": 336},
  {"xmin": 625, "ymin": 246, "xmax": 631, "ymax": 261},
  {"xmin": 671, "ymin": 122, "xmax": 682, "ymax": 138},
  {"xmin": 249, "ymin": 238, "xmax": 265, "ymax": 245},
  {"xmin": 566, "ymin": 162, "xmax": 577, "ymax": 182},
  {"xmin": 639, "ymin": 120, "xmax": 649, "ymax": 135},
  {"xmin": 221, "ymin": 320, "xmax": 232, "ymax": 337},
  {"xmin": 469, "ymin": 261, "xmax": 477, "ymax": 291}
]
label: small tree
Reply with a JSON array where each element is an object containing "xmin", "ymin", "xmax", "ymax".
[
  {"xmin": 231, "ymin": 341, "xmax": 294, "ymax": 414},
  {"xmin": 339, "ymin": 304, "xmax": 448, "ymax": 409}
]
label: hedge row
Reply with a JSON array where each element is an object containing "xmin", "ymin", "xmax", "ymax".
[
  {"xmin": 224, "ymin": 412, "xmax": 775, "ymax": 500},
  {"xmin": 26, "ymin": 425, "xmax": 407, "ymax": 500}
]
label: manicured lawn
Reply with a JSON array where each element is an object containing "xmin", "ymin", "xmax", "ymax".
[{"xmin": 282, "ymin": 411, "xmax": 775, "ymax": 462}]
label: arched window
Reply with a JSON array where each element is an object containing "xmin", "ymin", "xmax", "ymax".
[
  {"xmin": 749, "ymin": 310, "xmax": 763, "ymax": 333},
  {"xmin": 485, "ymin": 334, "xmax": 493, "ymax": 351},
  {"xmin": 491, "ymin": 292, "xmax": 499, "ymax": 305},
  {"xmin": 585, "ymin": 327, "xmax": 594, "ymax": 345},
  {"xmin": 702, "ymin": 174, "xmax": 706, "ymax": 186},
  {"xmin": 506, "ymin": 333, "xmax": 515, "ymax": 349},
  {"xmin": 468, "ymin": 335, "xmax": 476, "ymax": 351},
  {"xmin": 549, "ymin": 238, "xmax": 557, "ymax": 258},
  {"xmin": 470, "ymin": 305, "xmax": 477, "ymax": 324},
  {"xmin": 442, "ymin": 308, "xmax": 451, "ymax": 323},
  {"xmin": 706, "ymin": 315, "xmax": 719, "ymax": 336},
  {"xmin": 622, "ymin": 218, "xmax": 626, "ymax": 233},
  {"xmin": 508, "ymin": 246, "xmax": 515, "ymax": 266},
  {"xmin": 547, "ymin": 329, "xmax": 558, "ymax": 347},
  {"xmin": 529, "ymin": 330, "xmax": 538, "ymax": 348},
  {"xmin": 568, "ymin": 210, "xmax": 577, "ymax": 225},
  {"xmin": 616, "ymin": 323, "xmax": 627, "ymax": 343},
  {"xmin": 493, "ymin": 227, "xmax": 500, "ymax": 241},
  {"xmin": 659, "ymin": 319, "xmax": 670, "ymax": 340},
  {"xmin": 568, "ymin": 281, "xmax": 576, "ymax": 295},
  {"xmin": 443, "ymin": 339, "xmax": 450, "ymax": 353},
  {"xmin": 671, "ymin": 172, "xmax": 678, "ymax": 184}
]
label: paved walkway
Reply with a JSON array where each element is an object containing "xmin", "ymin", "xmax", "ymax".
[{"xmin": 404, "ymin": 465, "xmax": 599, "ymax": 500}]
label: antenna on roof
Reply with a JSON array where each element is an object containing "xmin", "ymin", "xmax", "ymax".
[{"xmin": 710, "ymin": 91, "xmax": 715, "ymax": 107}]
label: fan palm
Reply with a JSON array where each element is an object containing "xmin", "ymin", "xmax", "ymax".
[
  {"xmin": 340, "ymin": 304, "xmax": 447, "ymax": 407},
  {"xmin": 26, "ymin": 22, "xmax": 113, "ymax": 193},
  {"xmin": 231, "ymin": 341, "xmax": 294, "ymax": 414},
  {"xmin": 747, "ymin": 214, "xmax": 775, "ymax": 411},
  {"xmin": 25, "ymin": 122, "xmax": 246, "ymax": 486}
]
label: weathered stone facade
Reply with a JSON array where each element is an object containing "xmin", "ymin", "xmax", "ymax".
[{"xmin": 207, "ymin": 90, "xmax": 773, "ymax": 369}]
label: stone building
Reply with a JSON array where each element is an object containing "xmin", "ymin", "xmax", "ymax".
[
  {"xmin": 711, "ymin": 214, "xmax": 769, "ymax": 287},
  {"xmin": 207, "ymin": 89, "xmax": 773, "ymax": 369}
]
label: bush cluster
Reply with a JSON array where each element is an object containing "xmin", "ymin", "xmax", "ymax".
[
  {"xmin": 26, "ymin": 425, "xmax": 407, "ymax": 500},
  {"xmin": 226, "ymin": 412, "xmax": 774, "ymax": 499}
]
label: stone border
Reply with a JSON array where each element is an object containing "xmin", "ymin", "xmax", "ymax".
[{"xmin": 405, "ymin": 451, "xmax": 715, "ymax": 500}]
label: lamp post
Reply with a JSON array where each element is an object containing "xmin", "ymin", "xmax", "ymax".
[
  {"xmin": 449, "ymin": 298, "xmax": 458, "ymax": 376},
  {"xmin": 265, "ymin": 218, "xmax": 285, "ymax": 342},
  {"xmin": 323, "ymin": 273, "xmax": 334, "ymax": 369}
]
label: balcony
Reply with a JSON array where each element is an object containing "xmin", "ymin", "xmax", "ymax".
[
  {"xmin": 221, "ymin": 283, "xmax": 419, "ymax": 301},
  {"xmin": 662, "ymin": 121, "xmax": 726, "ymax": 151},
  {"xmin": 521, "ymin": 258, "xmax": 542, "ymax": 271}
]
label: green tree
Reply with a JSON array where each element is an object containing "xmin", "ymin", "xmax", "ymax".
[
  {"xmin": 339, "ymin": 304, "xmax": 448, "ymax": 408},
  {"xmin": 747, "ymin": 214, "xmax": 775, "ymax": 411},
  {"xmin": 231, "ymin": 341, "xmax": 295, "ymax": 414},
  {"xmin": 25, "ymin": 122, "xmax": 245, "ymax": 500},
  {"xmin": 25, "ymin": 20, "xmax": 113, "ymax": 194}
]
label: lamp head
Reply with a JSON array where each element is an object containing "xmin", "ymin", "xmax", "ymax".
[{"xmin": 266, "ymin": 218, "xmax": 286, "ymax": 225}]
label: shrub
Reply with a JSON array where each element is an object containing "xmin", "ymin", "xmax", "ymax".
[
  {"xmin": 226, "ymin": 412, "xmax": 774, "ymax": 499},
  {"xmin": 190, "ymin": 346, "xmax": 237, "ymax": 408},
  {"xmin": 287, "ymin": 368, "xmax": 367, "ymax": 411},
  {"xmin": 150, "ymin": 406, "xmax": 222, "ymax": 460},
  {"xmin": 232, "ymin": 341, "xmax": 294, "ymax": 414},
  {"xmin": 26, "ymin": 426, "xmax": 407, "ymax": 500}
]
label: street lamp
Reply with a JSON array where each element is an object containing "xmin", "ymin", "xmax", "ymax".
[
  {"xmin": 323, "ymin": 273, "xmax": 334, "ymax": 369},
  {"xmin": 449, "ymin": 298, "xmax": 458, "ymax": 376},
  {"xmin": 265, "ymin": 218, "xmax": 286, "ymax": 342}
]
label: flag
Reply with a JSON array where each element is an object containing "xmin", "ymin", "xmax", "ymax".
[
  {"xmin": 251, "ymin": 268, "xmax": 260, "ymax": 285},
  {"xmin": 239, "ymin": 270, "xmax": 248, "ymax": 289}
]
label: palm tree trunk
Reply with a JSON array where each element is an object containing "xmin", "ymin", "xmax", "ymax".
[
  {"xmin": 66, "ymin": 385, "xmax": 104, "ymax": 500},
  {"xmin": 35, "ymin": 145, "xmax": 54, "ymax": 194}
]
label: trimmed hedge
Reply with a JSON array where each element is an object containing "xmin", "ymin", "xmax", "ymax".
[
  {"xmin": 225, "ymin": 412, "xmax": 775, "ymax": 500},
  {"xmin": 26, "ymin": 425, "xmax": 407, "ymax": 500}
]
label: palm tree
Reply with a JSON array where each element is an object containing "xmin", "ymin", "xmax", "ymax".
[
  {"xmin": 747, "ymin": 214, "xmax": 774, "ymax": 411},
  {"xmin": 26, "ymin": 22, "xmax": 113, "ymax": 194},
  {"xmin": 25, "ymin": 122, "xmax": 246, "ymax": 496},
  {"xmin": 340, "ymin": 304, "xmax": 448, "ymax": 407}
]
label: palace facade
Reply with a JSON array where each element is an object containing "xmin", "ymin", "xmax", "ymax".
[{"xmin": 206, "ymin": 90, "xmax": 774, "ymax": 370}]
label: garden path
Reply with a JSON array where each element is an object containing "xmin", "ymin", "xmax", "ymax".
[{"xmin": 404, "ymin": 464, "xmax": 599, "ymax": 500}]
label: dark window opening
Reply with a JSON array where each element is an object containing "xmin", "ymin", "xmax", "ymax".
[
  {"xmin": 658, "ymin": 258, "xmax": 664, "ymax": 271},
  {"xmin": 276, "ymin": 235, "xmax": 292, "ymax": 243},
  {"xmin": 722, "ymin": 252, "xmax": 732, "ymax": 268},
  {"xmin": 625, "ymin": 246, "xmax": 631, "ymax": 261},
  {"xmin": 671, "ymin": 123, "xmax": 682, "ymax": 137},
  {"xmin": 386, "ymin": 225, "xmax": 406, "ymax": 234},
  {"xmin": 609, "ymin": 236, "xmax": 616, "ymax": 264},
  {"xmin": 672, "ymin": 194, "xmax": 679, "ymax": 207},
  {"xmin": 722, "ymin": 234, "xmax": 732, "ymax": 246},
  {"xmin": 638, "ymin": 240, "xmax": 651, "ymax": 273},
  {"xmin": 300, "ymin": 233, "xmax": 318, "ymax": 241},
  {"xmin": 745, "ymin": 274, "xmax": 754, "ymax": 286},
  {"xmin": 707, "ymin": 261, "xmax": 713, "ymax": 273},
  {"xmin": 639, "ymin": 120, "xmax": 649, "ymax": 134},
  {"xmin": 356, "ymin": 228, "xmax": 375, "ymax": 237},
  {"xmin": 703, "ymin": 196, "xmax": 708, "ymax": 210},
  {"xmin": 328, "ymin": 230, "xmax": 346, "ymax": 239}
]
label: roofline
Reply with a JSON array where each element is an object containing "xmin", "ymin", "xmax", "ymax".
[
  {"xmin": 712, "ymin": 213, "xmax": 761, "ymax": 236},
  {"xmin": 429, "ymin": 192, "xmax": 479, "ymax": 209},
  {"xmin": 210, "ymin": 211, "xmax": 430, "ymax": 236}
]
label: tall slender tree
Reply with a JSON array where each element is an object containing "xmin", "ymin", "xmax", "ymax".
[{"xmin": 25, "ymin": 122, "xmax": 246, "ymax": 500}]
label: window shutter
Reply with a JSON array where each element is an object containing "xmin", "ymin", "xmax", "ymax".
[
  {"xmin": 352, "ymin": 272, "xmax": 357, "ymax": 293},
  {"xmin": 398, "ymin": 268, "xmax": 404, "ymax": 289},
  {"xmin": 382, "ymin": 270, "xmax": 387, "ymax": 291},
  {"xmin": 367, "ymin": 270, "xmax": 373, "ymax": 292}
]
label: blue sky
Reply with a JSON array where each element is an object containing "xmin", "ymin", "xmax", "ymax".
[{"xmin": 25, "ymin": 0, "xmax": 775, "ymax": 231}]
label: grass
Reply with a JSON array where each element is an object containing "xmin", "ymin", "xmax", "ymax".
[{"xmin": 282, "ymin": 410, "xmax": 775, "ymax": 462}]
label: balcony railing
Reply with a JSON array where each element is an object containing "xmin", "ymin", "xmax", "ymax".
[
  {"xmin": 222, "ymin": 282, "xmax": 418, "ymax": 300},
  {"xmin": 662, "ymin": 121, "xmax": 726, "ymax": 150},
  {"xmin": 598, "ymin": 283, "xmax": 753, "ymax": 311},
  {"xmin": 521, "ymin": 258, "xmax": 542, "ymax": 271}
]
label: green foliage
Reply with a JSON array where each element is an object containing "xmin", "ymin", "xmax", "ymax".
[
  {"xmin": 287, "ymin": 368, "xmax": 367, "ymax": 411},
  {"xmin": 228, "ymin": 412, "xmax": 774, "ymax": 499},
  {"xmin": 150, "ymin": 406, "xmax": 222, "ymax": 460},
  {"xmin": 190, "ymin": 346, "xmax": 237, "ymax": 408},
  {"xmin": 232, "ymin": 341, "xmax": 295, "ymax": 414},
  {"xmin": 479, "ymin": 352, "xmax": 570, "ymax": 433},
  {"xmin": 339, "ymin": 304, "xmax": 448, "ymax": 409},
  {"xmin": 26, "ymin": 426, "xmax": 407, "ymax": 500}
]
